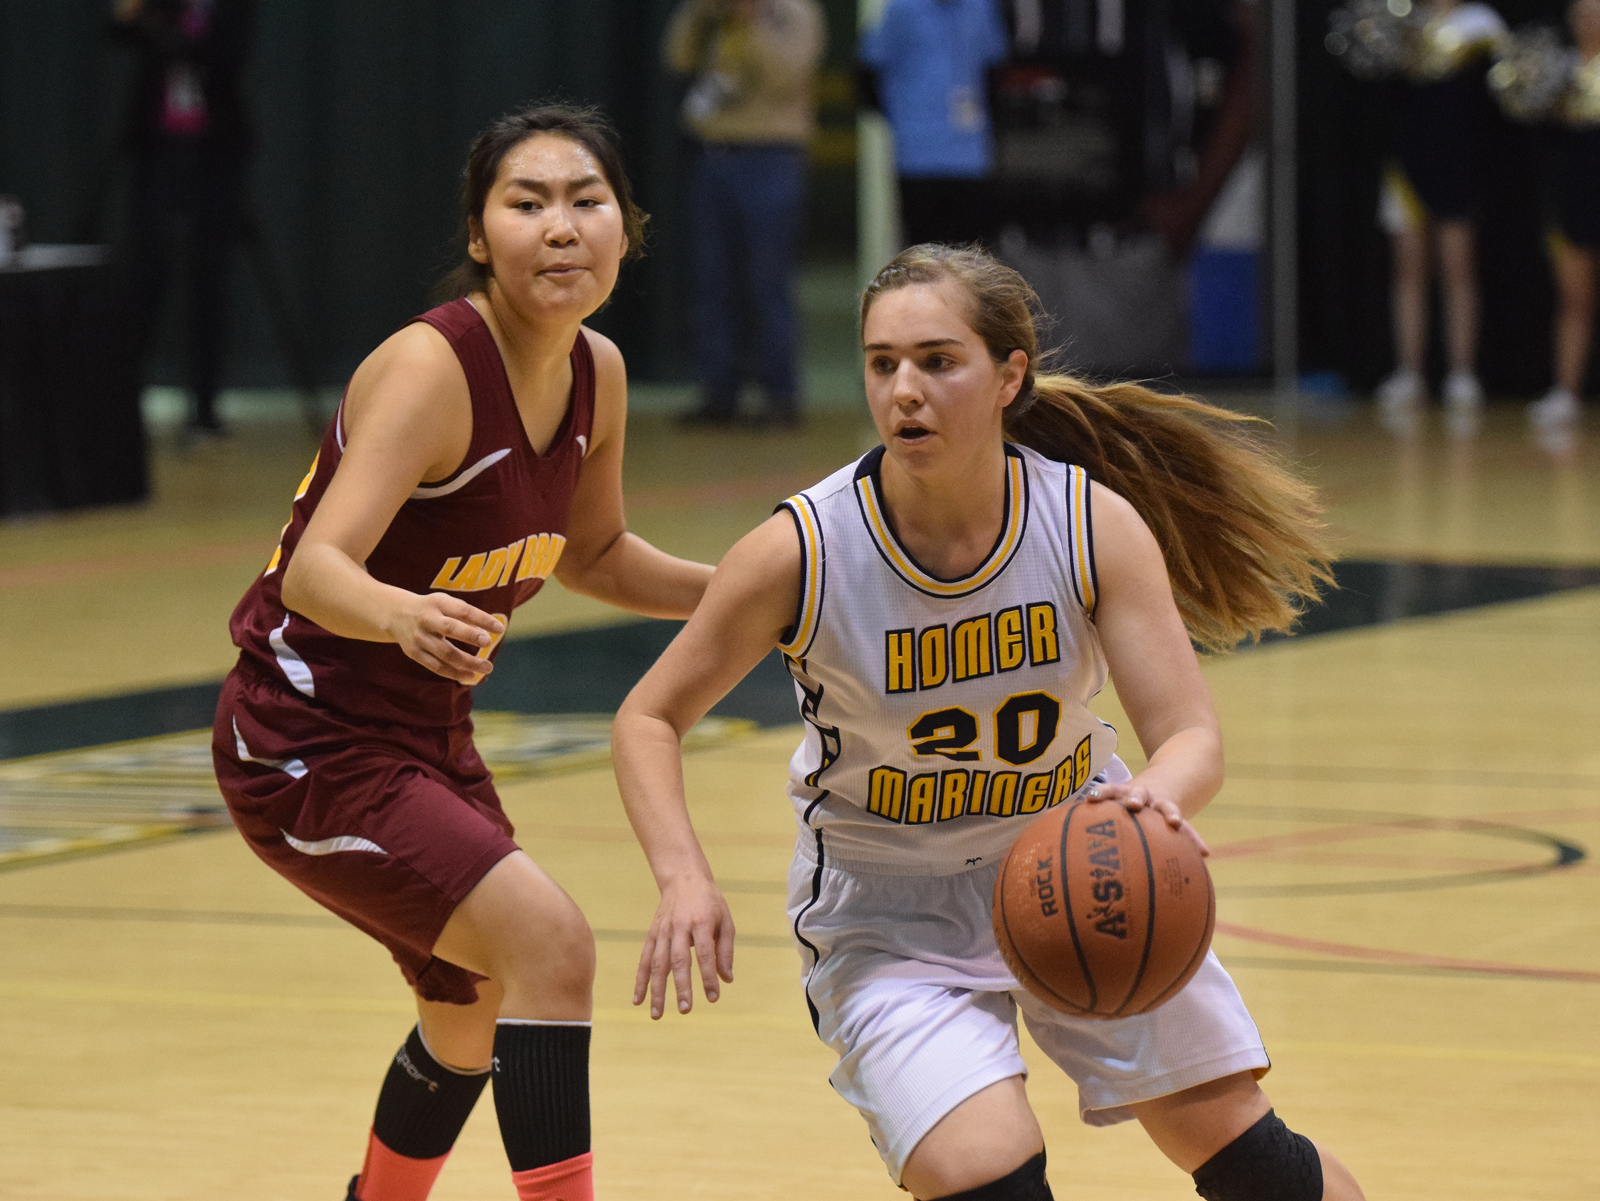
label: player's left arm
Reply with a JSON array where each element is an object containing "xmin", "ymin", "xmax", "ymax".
[
  {"xmin": 552, "ymin": 329, "xmax": 714, "ymax": 618},
  {"xmin": 1087, "ymin": 481, "xmax": 1222, "ymax": 850}
]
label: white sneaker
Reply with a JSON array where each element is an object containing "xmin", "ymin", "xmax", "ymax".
[
  {"xmin": 1443, "ymin": 370, "xmax": 1484, "ymax": 412},
  {"xmin": 1375, "ymin": 369, "xmax": 1424, "ymax": 412},
  {"xmin": 1527, "ymin": 387, "xmax": 1579, "ymax": 427},
  {"xmin": 1375, "ymin": 370, "xmax": 1423, "ymax": 435}
]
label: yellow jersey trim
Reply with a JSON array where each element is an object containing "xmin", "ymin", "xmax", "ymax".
[
  {"xmin": 1067, "ymin": 465, "xmax": 1098, "ymax": 619},
  {"xmin": 854, "ymin": 449, "xmax": 1029, "ymax": 599},
  {"xmin": 778, "ymin": 494, "xmax": 825, "ymax": 657}
]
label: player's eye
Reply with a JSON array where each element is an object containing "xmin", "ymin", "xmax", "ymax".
[
  {"xmin": 869, "ymin": 356, "xmax": 896, "ymax": 374},
  {"xmin": 516, "ymin": 199, "xmax": 541, "ymax": 212},
  {"xmin": 924, "ymin": 354, "xmax": 950, "ymax": 370}
]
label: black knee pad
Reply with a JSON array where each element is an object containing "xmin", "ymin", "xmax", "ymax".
[
  {"xmin": 928, "ymin": 1151, "xmax": 1053, "ymax": 1201},
  {"xmin": 1192, "ymin": 1109, "xmax": 1323, "ymax": 1201}
]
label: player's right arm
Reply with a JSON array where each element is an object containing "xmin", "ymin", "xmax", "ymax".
[
  {"xmin": 280, "ymin": 324, "xmax": 505, "ymax": 685},
  {"xmin": 613, "ymin": 511, "xmax": 802, "ymax": 1019}
]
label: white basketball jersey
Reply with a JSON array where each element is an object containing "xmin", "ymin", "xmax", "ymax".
[{"xmin": 777, "ymin": 443, "xmax": 1123, "ymax": 875}]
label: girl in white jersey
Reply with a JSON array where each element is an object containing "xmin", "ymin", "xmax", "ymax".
[{"xmin": 613, "ymin": 246, "xmax": 1365, "ymax": 1201}]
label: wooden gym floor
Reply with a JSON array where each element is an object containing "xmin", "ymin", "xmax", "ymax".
[{"xmin": 1, "ymin": 395, "xmax": 1596, "ymax": 1199}]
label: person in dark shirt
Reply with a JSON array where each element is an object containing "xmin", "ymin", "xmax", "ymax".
[
  {"xmin": 111, "ymin": 0, "xmax": 256, "ymax": 436},
  {"xmin": 983, "ymin": 0, "xmax": 1260, "ymax": 377}
]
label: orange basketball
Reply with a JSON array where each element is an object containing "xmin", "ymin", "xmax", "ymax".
[{"xmin": 992, "ymin": 800, "xmax": 1214, "ymax": 1019}]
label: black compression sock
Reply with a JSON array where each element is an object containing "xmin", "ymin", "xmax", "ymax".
[
  {"xmin": 372, "ymin": 1025, "xmax": 490, "ymax": 1159},
  {"xmin": 490, "ymin": 1020, "xmax": 592, "ymax": 1172}
]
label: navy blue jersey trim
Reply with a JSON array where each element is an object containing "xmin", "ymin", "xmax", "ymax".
[
  {"xmin": 777, "ymin": 501, "xmax": 807, "ymax": 648},
  {"xmin": 792, "ymin": 828, "xmax": 827, "ymax": 1032},
  {"xmin": 853, "ymin": 445, "xmax": 886, "ymax": 482},
  {"xmin": 1084, "ymin": 472, "xmax": 1099, "ymax": 621}
]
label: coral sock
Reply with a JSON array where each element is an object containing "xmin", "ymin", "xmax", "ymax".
[
  {"xmin": 354, "ymin": 1131, "xmax": 449, "ymax": 1201},
  {"xmin": 510, "ymin": 1151, "xmax": 594, "ymax": 1201}
]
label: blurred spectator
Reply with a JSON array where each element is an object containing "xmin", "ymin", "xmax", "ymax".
[
  {"xmin": 1374, "ymin": 0, "xmax": 1505, "ymax": 427},
  {"xmin": 858, "ymin": 0, "xmax": 1010, "ymax": 248},
  {"xmin": 1137, "ymin": 1, "xmax": 1258, "ymax": 261},
  {"xmin": 111, "ymin": 0, "xmax": 257, "ymax": 437},
  {"xmin": 986, "ymin": 0, "xmax": 1259, "ymax": 376},
  {"xmin": 664, "ymin": 0, "xmax": 825, "ymax": 428},
  {"xmin": 1528, "ymin": 0, "xmax": 1600, "ymax": 428}
]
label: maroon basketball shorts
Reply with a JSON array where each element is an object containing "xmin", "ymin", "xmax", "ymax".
[{"xmin": 212, "ymin": 663, "xmax": 519, "ymax": 1004}]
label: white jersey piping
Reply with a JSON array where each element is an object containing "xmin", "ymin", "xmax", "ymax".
[
  {"xmin": 410, "ymin": 448, "xmax": 512, "ymax": 499},
  {"xmin": 232, "ymin": 717, "xmax": 308, "ymax": 780},
  {"xmin": 268, "ymin": 616, "xmax": 316, "ymax": 697},
  {"xmin": 281, "ymin": 830, "xmax": 387, "ymax": 856}
]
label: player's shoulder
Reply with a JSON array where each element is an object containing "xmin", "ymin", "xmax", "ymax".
[
  {"xmin": 788, "ymin": 455, "xmax": 866, "ymax": 511},
  {"xmin": 1086, "ymin": 478, "xmax": 1145, "ymax": 532},
  {"xmin": 579, "ymin": 326, "xmax": 626, "ymax": 440},
  {"xmin": 579, "ymin": 325, "xmax": 624, "ymax": 378},
  {"xmin": 1009, "ymin": 441, "xmax": 1068, "ymax": 476},
  {"xmin": 713, "ymin": 511, "xmax": 806, "ymax": 614},
  {"xmin": 355, "ymin": 321, "xmax": 465, "ymax": 390},
  {"xmin": 344, "ymin": 321, "xmax": 469, "ymax": 434}
]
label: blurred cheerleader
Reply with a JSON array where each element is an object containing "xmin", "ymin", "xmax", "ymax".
[
  {"xmin": 1528, "ymin": 0, "xmax": 1600, "ymax": 427},
  {"xmin": 1374, "ymin": 0, "xmax": 1506, "ymax": 425}
]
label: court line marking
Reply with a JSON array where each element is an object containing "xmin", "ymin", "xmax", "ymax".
[
  {"xmin": 0, "ymin": 980, "xmax": 805, "ymax": 1028},
  {"xmin": 1208, "ymin": 815, "xmax": 1585, "ymax": 862},
  {"xmin": 530, "ymin": 824, "xmax": 796, "ymax": 847},
  {"xmin": 0, "ymin": 715, "xmax": 761, "ymax": 873},
  {"xmin": 622, "ymin": 471, "xmax": 823, "ymax": 511},
  {"xmin": 1269, "ymin": 1038, "xmax": 1600, "ymax": 1071},
  {"xmin": 1207, "ymin": 807, "xmax": 1588, "ymax": 897},
  {"xmin": 1252, "ymin": 851, "xmax": 1535, "ymax": 871},
  {"xmin": 0, "ymin": 538, "xmax": 276, "ymax": 591},
  {"xmin": 3, "ymin": 976, "xmax": 1592, "ymax": 1062},
  {"xmin": 1222, "ymin": 954, "xmax": 1596, "ymax": 983},
  {"xmin": 1212, "ymin": 802, "xmax": 1600, "ymax": 826},
  {"xmin": 0, "ymin": 474, "xmax": 823, "ymax": 594},
  {"xmin": 0, "ymin": 825, "xmax": 206, "ymax": 871},
  {"xmin": 0, "ymin": 905, "xmax": 796, "ymax": 949},
  {"xmin": 0, "ymin": 902, "xmax": 343, "ymax": 928},
  {"xmin": 1224, "ymin": 763, "xmax": 1600, "ymax": 791},
  {"xmin": 1215, "ymin": 921, "xmax": 1600, "ymax": 984}
]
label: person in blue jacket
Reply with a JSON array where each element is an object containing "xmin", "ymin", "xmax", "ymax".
[{"xmin": 860, "ymin": 0, "xmax": 1011, "ymax": 247}]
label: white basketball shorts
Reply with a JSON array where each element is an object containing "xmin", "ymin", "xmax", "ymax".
[{"xmin": 787, "ymin": 836, "xmax": 1271, "ymax": 1184}]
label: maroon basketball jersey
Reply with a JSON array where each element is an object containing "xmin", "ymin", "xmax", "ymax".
[{"xmin": 229, "ymin": 298, "xmax": 596, "ymax": 728}]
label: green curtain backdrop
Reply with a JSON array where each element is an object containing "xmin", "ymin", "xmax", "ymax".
[{"xmin": 0, "ymin": 0, "xmax": 856, "ymax": 387}]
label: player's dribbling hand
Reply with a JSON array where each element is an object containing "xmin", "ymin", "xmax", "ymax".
[
  {"xmin": 388, "ymin": 593, "xmax": 504, "ymax": 684},
  {"xmin": 1085, "ymin": 781, "xmax": 1210, "ymax": 857},
  {"xmin": 634, "ymin": 873, "xmax": 735, "ymax": 1020}
]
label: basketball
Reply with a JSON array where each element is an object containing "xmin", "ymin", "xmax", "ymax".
[{"xmin": 993, "ymin": 800, "xmax": 1215, "ymax": 1019}]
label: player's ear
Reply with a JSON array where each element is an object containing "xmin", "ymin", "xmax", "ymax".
[
  {"xmin": 999, "ymin": 349, "xmax": 1029, "ymax": 408},
  {"xmin": 468, "ymin": 217, "xmax": 489, "ymax": 266}
]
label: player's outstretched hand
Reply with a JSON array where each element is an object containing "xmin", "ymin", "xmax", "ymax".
[
  {"xmin": 388, "ymin": 592, "xmax": 504, "ymax": 684},
  {"xmin": 1086, "ymin": 781, "xmax": 1210, "ymax": 857},
  {"xmin": 634, "ymin": 873, "xmax": 735, "ymax": 1020}
]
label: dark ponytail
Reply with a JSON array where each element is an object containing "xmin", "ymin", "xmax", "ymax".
[{"xmin": 861, "ymin": 244, "xmax": 1333, "ymax": 652}]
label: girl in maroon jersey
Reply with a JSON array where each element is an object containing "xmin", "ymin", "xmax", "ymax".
[{"xmin": 212, "ymin": 105, "xmax": 712, "ymax": 1201}]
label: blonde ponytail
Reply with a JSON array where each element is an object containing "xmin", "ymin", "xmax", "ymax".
[
  {"xmin": 863, "ymin": 244, "xmax": 1332, "ymax": 652},
  {"xmin": 1008, "ymin": 374, "xmax": 1330, "ymax": 652}
]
